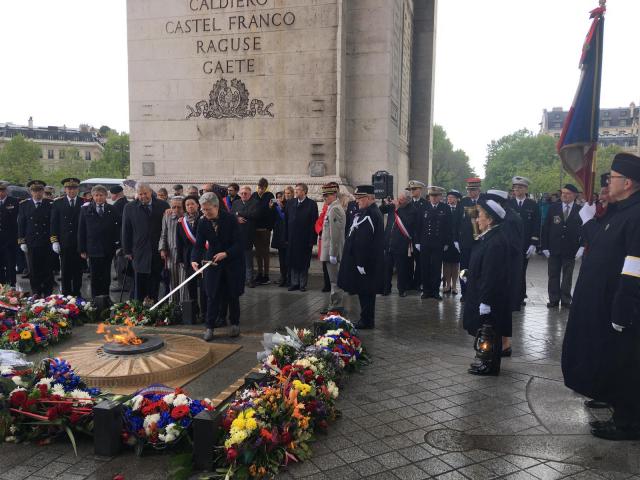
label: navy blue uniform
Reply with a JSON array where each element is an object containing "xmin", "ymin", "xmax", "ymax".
[
  {"xmin": 51, "ymin": 196, "xmax": 83, "ymax": 296},
  {"xmin": 18, "ymin": 198, "xmax": 54, "ymax": 295},
  {"xmin": 417, "ymin": 202, "xmax": 452, "ymax": 297},
  {"xmin": 508, "ymin": 197, "xmax": 541, "ymax": 304},
  {"xmin": 381, "ymin": 203, "xmax": 417, "ymax": 295},
  {"xmin": 0, "ymin": 196, "xmax": 19, "ymax": 285}
]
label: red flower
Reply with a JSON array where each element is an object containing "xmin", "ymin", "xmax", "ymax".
[
  {"xmin": 315, "ymin": 375, "xmax": 325, "ymax": 385},
  {"xmin": 281, "ymin": 365, "xmax": 292, "ymax": 376},
  {"xmin": 40, "ymin": 327, "xmax": 49, "ymax": 336},
  {"xmin": 303, "ymin": 369, "xmax": 314, "ymax": 381},
  {"xmin": 280, "ymin": 430, "xmax": 292, "ymax": 445},
  {"xmin": 10, "ymin": 390, "xmax": 27, "ymax": 407},
  {"xmin": 260, "ymin": 428, "xmax": 273, "ymax": 442},
  {"xmin": 8, "ymin": 331, "xmax": 19, "ymax": 342},
  {"xmin": 37, "ymin": 384, "xmax": 48, "ymax": 397},
  {"xmin": 226, "ymin": 447, "xmax": 238, "ymax": 462},
  {"xmin": 171, "ymin": 405, "xmax": 190, "ymax": 420},
  {"xmin": 47, "ymin": 406, "xmax": 59, "ymax": 420}
]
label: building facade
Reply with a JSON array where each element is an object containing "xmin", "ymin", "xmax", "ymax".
[
  {"xmin": 541, "ymin": 103, "xmax": 640, "ymax": 152},
  {"xmin": 0, "ymin": 118, "xmax": 104, "ymax": 170},
  {"xmin": 127, "ymin": 0, "xmax": 437, "ymax": 195}
]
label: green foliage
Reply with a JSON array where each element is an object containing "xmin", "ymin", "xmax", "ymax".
[
  {"xmin": 0, "ymin": 134, "xmax": 44, "ymax": 184},
  {"xmin": 44, "ymin": 147, "xmax": 89, "ymax": 186},
  {"xmin": 431, "ymin": 125, "xmax": 476, "ymax": 192},
  {"xmin": 89, "ymin": 132, "xmax": 129, "ymax": 178}
]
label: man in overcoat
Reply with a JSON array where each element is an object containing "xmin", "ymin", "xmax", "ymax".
[
  {"xmin": 407, "ymin": 180, "xmax": 427, "ymax": 290},
  {"xmin": 121, "ymin": 183, "xmax": 170, "ymax": 301},
  {"xmin": 562, "ymin": 153, "xmax": 640, "ymax": 440},
  {"xmin": 0, "ymin": 182, "xmax": 19, "ymax": 286},
  {"xmin": 338, "ymin": 185, "xmax": 384, "ymax": 329},
  {"xmin": 50, "ymin": 178, "xmax": 83, "ymax": 296},
  {"xmin": 231, "ymin": 186, "xmax": 258, "ymax": 287},
  {"xmin": 541, "ymin": 184, "xmax": 583, "ymax": 308},
  {"xmin": 109, "ymin": 185, "xmax": 129, "ymax": 292},
  {"xmin": 319, "ymin": 182, "xmax": 345, "ymax": 312},
  {"xmin": 382, "ymin": 190, "xmax": 416, "ymax": 297},
  {"xmin": 285, "ymin": 183, "xmax": 318, "ymax": 292}
]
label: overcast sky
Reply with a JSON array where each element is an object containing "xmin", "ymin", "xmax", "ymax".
[{"xmin": 1, "ymin": 0, "xmax": 637, "ymax": 176}]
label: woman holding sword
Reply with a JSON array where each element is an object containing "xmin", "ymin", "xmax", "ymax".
[{"xmin": 191, "ymin": 192, "xmax": 245, "ymax": 340}]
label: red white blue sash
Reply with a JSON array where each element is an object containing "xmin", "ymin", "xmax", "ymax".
[
  {"xmin": 179, "ymin": 217, "xmax": 208, "ymax": 250},
  {"xmin": 394, "ymin": 211, "xmax": 413, "ymax": 256}
]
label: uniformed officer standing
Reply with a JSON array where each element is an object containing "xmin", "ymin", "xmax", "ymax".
[
  {"xmin": 338, "ymin": 185, "xmax": 384, "ymax": 329},
  {"xmin": 0, "ymin": 182, "xmax": 19, "ymax": 286},
  {"xmin": 562, "ymin": 153, "xmax": 640, "ymax": 440},
  {"xmin": 416, "ymin": 186, "xmax": 451, "ymax": 300},
  {"xmin": 458, "ymin": 178, "xmax": 483, "ymax": 302},
  {"xmin": 541, "ymin": 184, "xmax": 583, "ymax": 308},
  {"xmin": 382, "ymin": 190, "xmax": 416, "ymax": 297},
  {"xmin": 507, "ymin": 176, "xmax": 541, "ymax": 306},
  {"xmin": 50, "ymin": 178, "xmax": 83, "ymax": 296},
  {"xmin": 407, "ymin": 180, "xmax": 427, "ymax": 290},
  {"xmin": 110, "ymin": 185, "xmax": 129, "ymax": 292},
  {"xmin": 18, "ymin": 180, "xmax": 54, "ymax": 296}
]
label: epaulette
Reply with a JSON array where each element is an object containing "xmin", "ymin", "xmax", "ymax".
[
  {"xmin": 19, "ymin": 199, "xmax": 29, "ymax": 204},
  {"xmin": 50, "ymin": 235, "xmax": 59, "ymax": 243},
  {"xmin": 81, "ymin": 202, "xmax": 90, "ymax": 207}
]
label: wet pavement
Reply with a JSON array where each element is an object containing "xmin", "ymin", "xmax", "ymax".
[{"xmin": 1, "ymin": 255, "xmax": 639, "ymax": 480}]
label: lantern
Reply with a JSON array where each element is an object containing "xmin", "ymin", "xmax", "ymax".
[{"xmin": 474, "ymin": 324, "xmax": 497, "ymax": 361}]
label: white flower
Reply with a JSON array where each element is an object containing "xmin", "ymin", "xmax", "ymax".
[
  {"xmin": 0, "ymin": 366, "xmax": 13, "ymax": 375},
  {"xmin": 51, "ymin": 384, "xmax": 66, "ymax": 397},
  {"xmin": 162, "ymin": 393, "xmax": 176, "ymax": 406},
  {"xmin": 203, "ymin": 398, "xmax": 213, "ymax": 407},
  {"xmin": 4, "ymin": 436, "xmax": 16, "ymax": 443},
  {"xmin": 11, "ymin": 376, "xmax": 26, "ymax": 387},
  {"xmin": 69, "ymin": 389, "xmax": 92, "ymax": 404},
  {"xmin": 68, "ymin": 299, "xmax": 77, "ymax": 305},
  {"xmin": 143, "ymin": 413, "xmax": 161, "ymax": 435},
  {"xmin": 129, "ymin": 394, "xmax": 144, "ymax": 411},
  {"xmin": 37, "ymin": 377, "xmax": 54, "ymax": 388},
  {"xmin": 327, "ymin": 381, "xmax": 339, "ymax": 399},
  {"xmin": 9, "ymin": 425, "xmax": 17, "ymax": 434},
  {"xmin": 173, "ymin": 394, "xmax": 189, "ymax": 407}
]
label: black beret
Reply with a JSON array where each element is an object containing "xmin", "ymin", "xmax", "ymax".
[
  {"xmin": 109, "ymin": 185, "xmax": 123, "ymax": 194},
  {"xmin": 611, "ymin": 153, "xmax": 640, "ymax": 182},
  {"xmin": 447, "ymin": 190, "xmax": 462, "ymax": 199},
  {"xmin": 563, "ymin": 184, "xmax": 579, "ymax": 194}
]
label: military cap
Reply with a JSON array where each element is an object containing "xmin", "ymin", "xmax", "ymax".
[
  {"xmin": 27, "ymin": 180, "xmax": 46, "ymax": 190},
  {"xmin": 563, "ymin": 184, "xmax": 579, "ymax": 194},
  {"xmin": 486, "ymin": 189, "xmax": 509, "ymax": 204},
  {"xmin": 321, "ymin": 182, "xmax": 339, "ymax": 195},
  {"xmin": 600, "ymin": 172, "xmax": 610, "ymax": 188},
  {"xmin": 44, "ymin": 186, "xmax": 56, "ymax": 194},
  {"xmin": 109, "ymin": 185, "xmax": 124, "ymax": 194},
  {"xmin": 465, "ymin": 177, "xmax": 482, "ymax": 189},
  {"xmin": 61, "ymin": 177, "xmax": 80, "ymax": 187},
  {"xmin": 0, "ymin": 181, "xmax": 8, "ymax": 190},
  {"xmin": 511, "ymin": 176, "xmax": 530, "ymax": 187},
  {"xmin": 447, "ymin": 189, "xmax": 462, "ymax": 199},
  {"xmin": 427, "ymin": 186, "xmax": 446, "ymax": 196},
  {"xmin": 354, "ymin": 185, "xmax": 374, "ymax": 197},
  {"xmin": 407, "ymin": 180, "xmax": 426, "ymax": 190},
  {"xmin": 611, "ymin": 152, "xmax": 640, "ymax": 182}
]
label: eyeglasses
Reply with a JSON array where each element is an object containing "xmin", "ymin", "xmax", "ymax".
[{"xmin": 607, "ymin": 175, "xmax": 626, "ymax": 184}]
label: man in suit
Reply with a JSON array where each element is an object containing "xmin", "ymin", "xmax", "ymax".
[
  {"xmin": 285, "ymin": 183, "xmax": 318, "ymax": 292},
  {"xmin": 319, "ymin": 182, "xmax": 345, "ymax": 312},
  {"xmin": 78, "ymin": 185, "xmax": 119, "ymax": 298},
  {"xmin": 109, "ymin": 185, "xmax": 129, "ymax": 292},
  {"xmin": 542, "ymin": 184, "xmax": 583, "ymax": 308},
  {"xmin": 407, "ymin": 180, "xmax": 427, "ymax": 290},
  {"xmin": 50, "ymin": 178, "xmax": 83, "ymax": 296},
  {"xmin": 0, "ymin": 182, "xmax": 19, "ymax": 286},
  {"xmin": 18, "ymin": 180, "xmax": 54, "ymax": 296},
  {"xmin": 122, "ymin": 183, "xmax": 170, "ymax": 301},
  {"xmin": 416, "ymin": 186, "xmax": 452, "ymax": 300},
  {"xmin": 458, "ymin": 177, "xmax": 483, "ymax": 302},
  {"xmin": 338, "ymin": 185, "xmax": 384, "ymax": 329},
  {"xmin": 231, "ymin": 186, "xmax": 258, "ymax": 287},
  {"xmin": 507, "ymin": 176, "xmax": 541, "ymax": 307}
]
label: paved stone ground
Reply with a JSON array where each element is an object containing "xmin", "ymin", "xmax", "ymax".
[{"xmin": 1, "ymin": 256, "xmax": 639, "ymax": 480}]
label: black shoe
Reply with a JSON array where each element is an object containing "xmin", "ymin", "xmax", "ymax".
[
  {"xmin": 300, "ymin": 286, "xmax": 307, "ymax": 292},
  {"xmin": 547, "ymin": 302, "xmax": 559, "ymax": 308},
  {"xmin": 382, "ymin": 291, "xmax": 390, "ymax": 296},
  {"xmin": 589, "ymin": 419, "xmax": 613, "ymax": 429},
  {"xmin": 248, "ymin": 280, "xmax": 256, "ymax": 288},
  {"xmin": 421, "ymin": 293, "xmax": 430, "ymax": 299},
  {"xmin": 591, "ymin": 424, "xmax": 640, "ymax": 441},
  {"xmin": 561, "ymin": 301, "xmax": 572, "ymax": 308},
  {"xmin": 521, "ymin": 301, "xmax": 526, "ymax": 306},
  {"xmin": 460, "ymin": 296, "xmax": 465, "ymax": 303},
  {"xmin": 288, "ymin": 285, "xmax": 300, "ymax": 291},
  {"xmin": 433, "ymin": 294, "xmax": 443, "ymax": 300},
  {"xmin": 451, "ymin": 290, "xmax": 458, "ymax": 295},
  {"xmin": 278, "ymin": 281, "xmax": 287, "ymax": 287},
  {"xmin": 443, "ymin": 288, "xmax": 451, "ymax": 294},
  {"xmin": 258, "ymin": 276, "xmax": 270, "ymax": 285},
  {"xmin": 501, "ymin": 347, "xmax": 512, "ymax": 357},
  {"xmin": 468, "ymin": 363, "xmax": 500, "ymax": 376},
  {"xmin": 354, "ymin": 321, "xmax": 374, "ymax": 330},
  {"xmin": 584, "ymin": 400, "xmax": 610, "ymax": 409},
  {"xmin": 399, "ymin": 292, "xmax": 407, "ymax": 298},
  {"xmin": 214, "ymin": 317, "xmax": 227, "ymax": 328},
  {"xmin": 321, "ymin": 286, "xmax": 331, "ymax": 293}
]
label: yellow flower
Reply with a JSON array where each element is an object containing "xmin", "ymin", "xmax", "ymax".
[
  {"xmin": 58, "ymin": 321, "xmax": 68, "ymax": 328},
  {"xmin": 292, "ymin": 380, "xmax": 312, "ymax": 396},
  {"xmin": 245, "ymin": 417, "xmax": 257, "ymax": 430},
  {"xmin": 20, "ymin": 330, "xmax": 32, "ymax": 340}
]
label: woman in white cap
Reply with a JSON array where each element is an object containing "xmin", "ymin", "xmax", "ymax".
[{"xmin": 462, "ymin": 194, "xmax": 511, "ymax": 375}]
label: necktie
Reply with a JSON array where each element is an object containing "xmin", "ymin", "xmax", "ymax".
[
  {"xmin": 0, "ymin": 200, "xmax": 3, "ymax": 207},
  {"xmin": 35, "ymin": 202, "xmax": 40, "ymax": 208},
  {"xmin": 70, "ymin": 199, "xmax": 75, "ymax": 208},
  {"xmin": 97, "ymin": 205, "xmax": 103, "ymax": 216},
  {"xmin": 518, "ymin": 200, "xmax": 523, "ymax": 208},
  {"xmin": 564, "ymin": 204, "xmax": 570, "ymax": 220}
]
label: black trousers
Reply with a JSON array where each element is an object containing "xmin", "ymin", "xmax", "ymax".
[
  {"xmin": 205, "ymin": 277, "xmax": 239, "ymax": 329},
  {"xmin": 60, "ymin": 247, "xmax": 83, "ymax": 296},
  {"xmin": 183, "ymin": 263, "xmax": 206, "ymax": 319},
  {"xmin": 420, "ymin": 245, "xmax": 444, "ymax": 296},
  {"xmin": 0, "ymin": 243, "xmax": 16, "ymax": 286},
  {"xmin": 322, "ymin": 261, "xmax": 331, "ymax": 290},
  {"xmin": 411, "ymin": 250, "xmax": 421, "ymax": 289},
  {"xmin": 383, "ymin": 251, "xmax": 394, "ymax": 294},
  {"xmin": 358, "ymin": 293, "xmax": 376, "ymax": 326},
  {"xmin": 612, "ymin": 398, "xmax": 640, "ymax": 430},
  {"xmin": 89, "ymin": 255, "xmax": 113, "ymax": 298},
  {"xmin": 277, "ymin": 247, "xmax": 289, "ymax": 284},
  {"xmin": 28, "ymin": 246, "xmax": 53, "ymax": 296},
  {"xmin": 460, "ymin": 247, "xmax": 472, "ymax": 296},
  {"xmin": 383, "ymin": 251, "xmax": 412, "ymax": 294},
  {"xmin": 547, "ymin": 255, "xmax": 575, "ymax": 304},
  {"xmin": 519, "ymin": 255, "xmax": 529, "ymax": 303}
]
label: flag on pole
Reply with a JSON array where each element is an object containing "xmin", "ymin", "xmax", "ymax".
[{"xmin": 557, "ymin": 2, "xmax": 606, "ymax": 201}]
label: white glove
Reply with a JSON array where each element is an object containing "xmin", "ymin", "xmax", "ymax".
[
  {"xmin": 415, "ymin": 244, "xmax": 421, "ymax": 252},
  {"xmin": 454, "ymin": 241, "xmax": 460, "ymax": 252},
  {"xmin": 575, "ymin": 246, "xmax": 584, "ymax": 259},
  {"xmin": 612, "ymin": 323, "xmax": 624, "ymax": 332},
  {"xmin": 20, "ymin": 244, "xmax": 28, "ymax": 253},
  {"xmin": 329, "ymin": 256, "xmax": 338, "ymax": 265},
  {"xmin": 479, "ymin": 303, "xmax": 491, "ymax": 315},
  {"xmin": 526, "ymin": 245, "xmax": 536, "ymax": 258},
  {"xmin": 52, "ymin": 242, "xmax": 61, "ymax": 254},
  {"xmin": 357, "ymin": 266, "xmax": 366, "ymax": 275},
  {"xmin": 579, "ymin": 203, "xmax": 597, "ymax": 225},
  {"xmin": 543, "ymin": 250, "xmax": 550, "ymax": 258},
  {"xmin": 443, "ymin": 245, "xmax": 449, "ymax": 252}
]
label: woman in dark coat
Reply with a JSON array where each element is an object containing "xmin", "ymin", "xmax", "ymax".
[
  {"xmin": 191, "ymin": 192, "xmax": 245, "ymax": 340},
  {"xmin": 462, "ymin": 197, "xmax": 511, "ymax": 375},
  {"xmin": 271, "ymin": 189, "xmax": 292, "ymax": 287},
  {"xmin": 443, "ymin": 190, "xmax": 463, "ymax": 294},
  {"xmin": 176, "ymin": 195, "xmax": 206, "ymax": 321}
]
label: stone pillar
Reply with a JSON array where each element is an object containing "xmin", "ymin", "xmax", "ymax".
[{"xmin": 410, "ymin": 0, "xmax": 437, "ymax": 185}]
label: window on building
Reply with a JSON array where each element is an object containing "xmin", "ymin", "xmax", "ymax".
[
  {"xmin": 85, "ymin": 151, "xmax": 91, "ymax": 161},
  {"xmin": 59, "ymin": 150, "xmax": 65, "ymax": 160},
  {"xmin": 47, "ymin": 149, "xmax": 54, "ymax": 159},
  {"xmin": 554, "ymin": 133, "xmax": 561, "ymax": 139},
  {"xmin": 39, "ymin": 149, "xmax": 43, "ymax": 159},
  {"xmin": 602, "ymin": 120, "xmax": 610, "ymax": 127}
]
